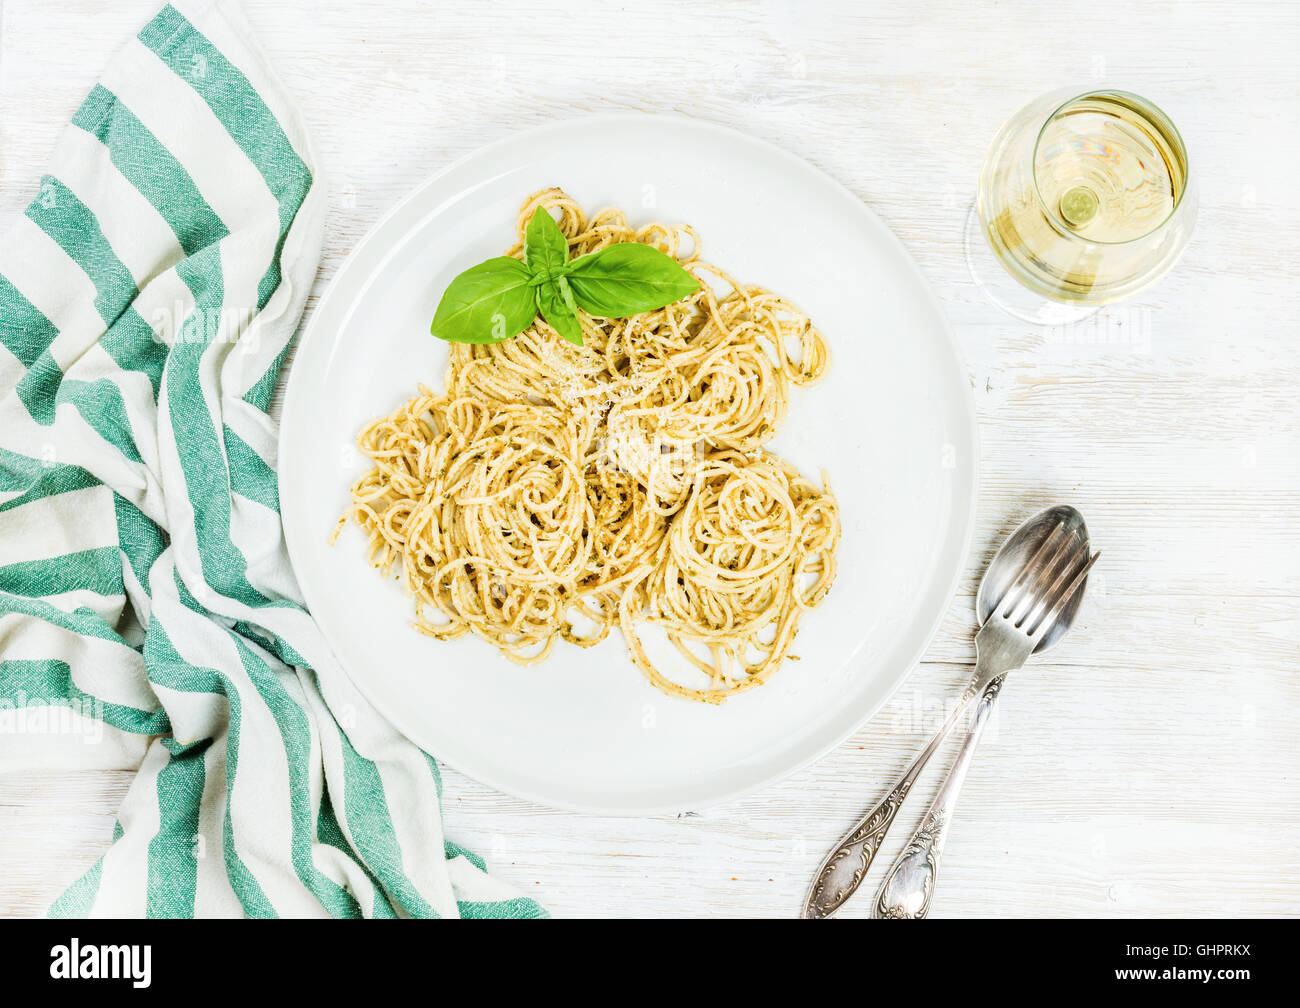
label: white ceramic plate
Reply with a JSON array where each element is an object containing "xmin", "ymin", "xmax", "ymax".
[{"xmin": 280, "ymin": 114, "xmax": 976, "ymax": 815}]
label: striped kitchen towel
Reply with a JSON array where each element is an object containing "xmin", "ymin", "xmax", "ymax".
[{"xmin": 0, "ymin": 0, "xmax": 545, "ymax": 918}]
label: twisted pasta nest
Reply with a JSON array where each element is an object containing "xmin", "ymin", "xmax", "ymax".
[
  {"xmin": 337, "ymin": 188, "xmax": 840, "ymax": 702},
  {"xmin": 342, "ymin": 393, "xmax": 602, "ymax": 661},
  {"xmin": 620, "ymin": 451, "xmax": 839, "ymax": 702}
]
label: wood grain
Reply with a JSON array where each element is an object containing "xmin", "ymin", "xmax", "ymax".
[{"xmin": 1, "ymin": 0, "xmax": 1297, "ymax": 918}]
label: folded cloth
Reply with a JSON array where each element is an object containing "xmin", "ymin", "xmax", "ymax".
[{"xmin": 0, "ymin": 0, "xmax": 545, "ymax": 919}]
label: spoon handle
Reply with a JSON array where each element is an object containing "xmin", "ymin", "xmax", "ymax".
[
  {"xmin": 870, "ymin": 675, "xmax": 1004, "ymax": 919},
  {"xmin": 801, "ymin": 674, "xmax": 989, "ymax": 919}
]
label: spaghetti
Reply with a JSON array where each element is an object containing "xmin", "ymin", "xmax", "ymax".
[{"xmin": 336, "ymin": 189, "xmax": 840, "ymax": 702}]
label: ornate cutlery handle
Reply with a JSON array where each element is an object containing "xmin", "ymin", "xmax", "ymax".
[
  {"xmin": 802, "ymin": 674, "xmax": 989, "ymax": 919},
  {"xmin": 871, "ymin": 676, "xmax": 1004, "ymax": 919}
]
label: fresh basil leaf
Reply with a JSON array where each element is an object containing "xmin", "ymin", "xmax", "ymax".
[
  {"xmin": 430, "ymin": 256, "xmax": 536, "ymax": 344},
  {"xmin": 562, "ymin": 243, "xmax": 699, "ymax": 317},
  {"xmin": 535, "ymin": 274, "xmax": 584, "ymax": 347},
  {"xmin": 524, "ymin": 206, "xmax": 569, "ymax": 279}
]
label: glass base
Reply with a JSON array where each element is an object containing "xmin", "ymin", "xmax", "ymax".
[{"xmin": 962, "ymin": 202, "xmax": 1099, "ymax": 326}]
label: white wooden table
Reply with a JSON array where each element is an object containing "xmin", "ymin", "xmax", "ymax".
[{"xmin": 2, "ymin": 0, "xmax": 1297, "ymax": 918}]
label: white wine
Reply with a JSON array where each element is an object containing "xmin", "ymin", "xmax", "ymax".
[
  {"xmin": 977, "ymin": 89, "xmax": 1195, "ymax": 305},
  {"xmin": 1033, "ymin": 93, "xmax": 1184, "ymax": 243}
]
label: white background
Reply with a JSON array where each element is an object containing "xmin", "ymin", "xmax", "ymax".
[{"xmin": 1, "ymin": 0, "xmax": 1297, "ymax": 917}]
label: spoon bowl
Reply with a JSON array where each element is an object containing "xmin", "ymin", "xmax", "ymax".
[{"xmin": 976, "ymin": 504, "xmax": 1091, "ymax": 653}]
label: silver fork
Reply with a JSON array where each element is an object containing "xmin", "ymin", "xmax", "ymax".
[
  {"xmin": 870, "ymin": 523, "xmax": 1098, "ymax": 918},
  {"xmin": 802, "ymin": 515, "xmax": 1098, "ymax": 919}
]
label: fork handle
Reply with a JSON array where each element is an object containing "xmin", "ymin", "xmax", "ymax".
[
  {"xmin": 871, "ymin": 675, "xmax": 1004, "ymax": 919},
  {"xmin": 801, "ymin": 669, "xmax": 994, "ymax": 919}
]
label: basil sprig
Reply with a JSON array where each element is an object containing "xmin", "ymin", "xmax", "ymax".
[{"xmin": 431, "ymin": 206, "xmax": 699, "ymax": 346}]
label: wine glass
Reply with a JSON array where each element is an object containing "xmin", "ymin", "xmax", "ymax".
[{"xmin": 964, "ymin": 87, "xmax": 1197, "ymax": 324}]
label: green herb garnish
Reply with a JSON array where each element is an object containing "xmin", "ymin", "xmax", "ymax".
[{"xmin": 431, "ymin": 205, "xmax": 699, "ymax": 346}]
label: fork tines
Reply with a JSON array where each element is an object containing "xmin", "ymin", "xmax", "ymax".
[{"xmin": 999, "ymin": 521, "xmax": 1099, "ymax": 637}]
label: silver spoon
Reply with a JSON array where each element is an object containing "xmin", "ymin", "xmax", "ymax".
[
  {"xmin": 870, "ymin": 505, "xmax": 1097, "ymax": 917},
  {"xmin": 802, "ymin": 505, "xmax": 1098, "ymax": 919}
]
